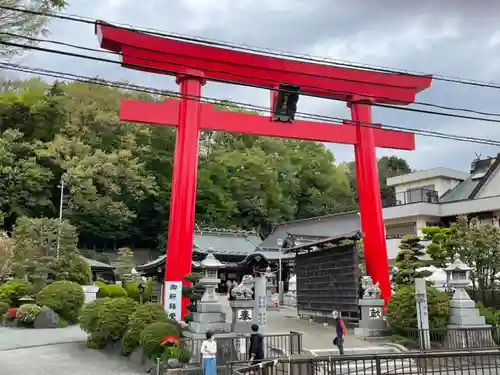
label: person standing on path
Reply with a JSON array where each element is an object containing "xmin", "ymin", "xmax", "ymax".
[
  {"xmin": 200, "ymin": 330, "xmax": 217, "ymax": 375},
  {"xmin": 332, "ymin": 310, "xmax": 346, "ymax": 355},
  {"xmin": 249, "ymin": 324, "xmax": 264, "ymax": 364}
]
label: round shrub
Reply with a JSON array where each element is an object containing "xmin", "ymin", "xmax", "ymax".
[
  {"xmin": 79, "ymin": 298, "xmax": 109, "ymax": 333},
  {"xmin": 0, "ymin": 279, "xmax": 34, "ymax": 307},
  {"xmin": 387, "ymin": 285, "xmax": 449, "ymax": 334},
  {"xmin": 125, "ymin": 280, "xmax": 152, "ymax": 302},
  {"xmin": 36, "ymin": 280, "xmax": 84, "ymax": 323},
  {"xmin": 16, "ymin": 303, "xmax": 42, "ymax": 324},
  {"xmin": 107, "ymin": 284, "xmax": 127, "ymax": 298},
  {"xmin": 0, "ymin": 301, "xmax": 9, "ymax": 315},
  {"xmin": 82, "ymin": 297, "xmax": 137, "ymax": 349},
  {"xmin": 95, "ymin": 281, "xmax": 110, "ymax": 298},
  {"xmin": 139, "ymin": 321, "xmax": 180, "ymax": 359},
  {"xmin": 122, "ymin": 302, "xmax": 182, "ymax": 354}
]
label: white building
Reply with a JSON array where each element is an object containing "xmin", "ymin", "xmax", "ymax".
[{"xmin": 384, "ymin": 154, "xmax": 500, "ymax": 260}]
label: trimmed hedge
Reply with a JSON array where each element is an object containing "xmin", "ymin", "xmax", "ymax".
[
  {"xmin": 125, "ymin": 280, "xmax": 152, "ymax": 302},
  {"xmin": 36, "ymin": 281, "xmax": 84, "ymax": 323},
  {"xmin": 95, "ymin": 281, "xmax": 127, "ymax": 298},
  {"xmin": 122, "ymin": 302, "xmax": 182, "ymax": 354},
  {"xmin": 0, "ymin": 279, "xmax": 34, "ymax": 307},
  {"xmin": 80, "ymin": 297, "xmax": 137, "ymax": 349}
]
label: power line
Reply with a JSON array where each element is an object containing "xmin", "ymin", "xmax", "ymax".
[
  {"xmin": 2, "ymin": 61, "xmax": 500, "ymax": 147},
  {"xmin": 4, "ymin": 34, "xmax": 500, "ymax": 126},
  {"xmin": 2, "ymin": 4, "xmax": 500, "ymax": 91}
]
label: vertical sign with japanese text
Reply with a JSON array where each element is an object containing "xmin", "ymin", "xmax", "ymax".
[{"xmin": 164, "ymin": 281, "xmax": 182, "ymax": 321}]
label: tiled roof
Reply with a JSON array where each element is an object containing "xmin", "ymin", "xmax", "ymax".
[
  {"xmin": 82, "ymin": 256, "xmax": 115, "ymax": 269},
  {"xmin": 258, "ymin": 211, "xmax": 361, "ymax": 249},
  {"xmin": 135, "ymin": 229, "xmax": 263, "ymax": 271},
  {"xmin": 440, "ymin": 154, "xmax": 500, "ymax": 203}
]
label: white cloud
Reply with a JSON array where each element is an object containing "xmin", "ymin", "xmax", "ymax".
[{"xmin": 10, "ymin": 0, "xmax": 500, "ymax": 172}]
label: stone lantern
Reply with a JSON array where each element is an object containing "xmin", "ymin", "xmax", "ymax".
[
  {"xmin": 186, "ymin": 251, "xmax": 231, "ymax": 336},
  {"xmin": 445, "ymin": 255, "xmax": 472, "ymax": 290},
  {"xmin": 444, "ymin": 254, "xmax": 493, "ymax": 348},
  {"xmin": 199, "ymin": 252, "xmax": 223, "ymax": 303}
]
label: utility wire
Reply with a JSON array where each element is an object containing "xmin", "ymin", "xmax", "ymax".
[
  {"xmin": 3, "ymin": 34, "xmax": 500, "ymax": 126},
  {"xmin": 3, "ymin": 61, "xmax": 500, "ymax": 147},
  {"xmin": 2, "ymin": 4, "xmax": 500, "ymax": 91}
]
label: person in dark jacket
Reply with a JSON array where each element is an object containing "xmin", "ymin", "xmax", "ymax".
[
  {"xmin": 249, "ymin": 324, "xmax": 264, "ymax": 363},
  {"xmin": 332, "ymin": 310, "xmax": 346, "ymax": 355}
]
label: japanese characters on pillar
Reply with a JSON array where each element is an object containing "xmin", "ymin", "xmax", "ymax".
[{"xmin": 164, "ymin": 281, "xmax": 183, "ymax": 321}]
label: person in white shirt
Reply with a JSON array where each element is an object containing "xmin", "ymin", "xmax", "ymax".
[{"xmin": 200, "ymin": 330, "xmax": 217, "ymax": 375}]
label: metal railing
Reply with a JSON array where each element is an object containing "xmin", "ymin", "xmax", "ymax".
[
  {"xmin": 231, "ymin": 349, "xmax": 500, "ymax": 375},
  {"xmin": 157, "ymin": 331, "xmax": 302, "ymax": 374},
  {"xmin": 393, "ymin": 327, "xmax": 500, "ymax": 350},
  {"xmin": 388, "ymin": 188, "xmax": 439, "ymax": 207}
]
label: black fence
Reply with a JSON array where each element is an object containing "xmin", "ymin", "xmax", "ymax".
[
  {"xmin": 157, "ymin": 331, "xmax": 302, "ymax": 374},
  {"xmin": 392, "ymin": 327, "xmax": 500, "ymax": 350},
  {"xmin": 160, "ymin": 349, "xmax": 500, "ymax": 375},
  {"xmin": 231, "ymin": 349, "xmax": 500, "ymax": 375}
]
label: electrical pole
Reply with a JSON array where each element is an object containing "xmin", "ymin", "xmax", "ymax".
[{"xmin": 56, "ymin": 178, "xmax": 64, "ymax": 257}]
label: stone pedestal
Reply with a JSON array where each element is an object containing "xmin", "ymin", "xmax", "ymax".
[
  {"xmin": 445, "ymin": 255, "xmax": 495, "ymax": 348},
  {"xmin": 446, "ymin": 288, "xmax": 494, "ymax": 348},
  {"xmin": 354, "ymin": 298, "xmax": 389, "ymax": 338},
  {"xmin": 354, "ymin": 277, "xmax": 389, "ymax": 338},
  {"xmin": 82, "ymin": 285, "xmax": 100, "ymax": 304},
  {"xmin": 230, "ymin": 299, "xmax": 255, "ymax": 333}
]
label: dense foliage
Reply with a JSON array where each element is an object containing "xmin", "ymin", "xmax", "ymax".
[
  {"xmin": 80, "ymin": 297, "xmax": 137, "ymax": 349},
  {"xmin": 0, "ymin": 78, "xmax": 411, "ymax": 254},
  {"xmin": 122, "ymin": 302, "xmax": 181, "ymax": 354},
  {"xmin": 387, "ymin": 285, "xmax": 449, "ymax": 334},
  {"xmin": 393, "ymin": 235, "xmax": 432, "ymax": 285},
  {"xmin": 0, "ymin": 279, "xmax": 33, "ymax": 306},
  {"xmin": 36, "ymin": 280, "xmax": 84, "ymax": 322}
]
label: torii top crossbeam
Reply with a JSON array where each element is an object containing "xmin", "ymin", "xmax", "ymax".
[
  {"xmin": 94, "ymin": 22, "xmax": 432, "ymax": 311},
  {"xmin": 96, "ymin": 22, "xmax": 431, "ymax": 103}
]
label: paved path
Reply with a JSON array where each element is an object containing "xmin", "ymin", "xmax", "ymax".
[
  {"xmin": 0, "ymin": 342, "xmax": 143, "ymax": 374},
  {"xmin": 0, "ymin": 325, "xmax": 86, "ymax": 351},
  {"xmin": 218, "ymin": 297, "xmax": 393, "ymax": 353},
  {"xmin": 0, "ymin": 297, "xmax": 394, "ymax": 374}
]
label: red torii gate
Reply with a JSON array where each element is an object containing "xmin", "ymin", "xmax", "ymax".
[{"xmin": 95, "ymin": 22, "xmax": 432, "ymax": 310}]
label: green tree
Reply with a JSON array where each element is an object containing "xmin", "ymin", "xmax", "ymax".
[
  {"xmin": 393, "ymin": 235, "xmax": 431, "ymax": 285},
  {"xmin": 115, "ymin": 247, "xmax": 136, "ymax": 282},
  {"xmin": 0, "ymin": 231, "xmax": 13, "ymax": 280},
  {"xmin": 452, "ymin": 216, "xmax": 500, "ymax": 291},
  {"xmin": 0, "ymin": 0, "xmax": 67, "ymax": 58},
  {"xmin": 0, "ymin": 129, "xmax": 54, "ymax": 228},
  {"xmin": 345, "ymin": 156, "xmax": 412, "ymax": 207},
  {"xmin": 422, "ymin": 226, "xmax": 457, "ymax": 267},
  {"xmin": 10, "ymin": 216, "xmax": 89, "ymax": 287}
]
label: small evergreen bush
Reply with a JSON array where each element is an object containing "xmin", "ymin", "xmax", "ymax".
[
  {"xmin": 387, "ymin": 284, "xmax": 449, "ymax": 334},
  {"xmin": 122, "ymin": 302, "xmax": 181, "ymax": 354},
  {"xmin": 16, "ymin": 303, "xmax": 41, "ymax": 324},
  {"xmin": 0, "ymin": 279, "xmax": 34, "ymax": 307},
  {"xmin": 80, "ymin": 297, "xmax": 137, "ymax": 349},
  {"xmin": 36, "ymin": 280, "xmax": 84, "ymax": 323}
]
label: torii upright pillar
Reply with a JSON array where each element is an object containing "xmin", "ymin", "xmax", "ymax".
[{"xmin": 95, "ymin": 22, "xmax": 432, "ymax": 314}]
